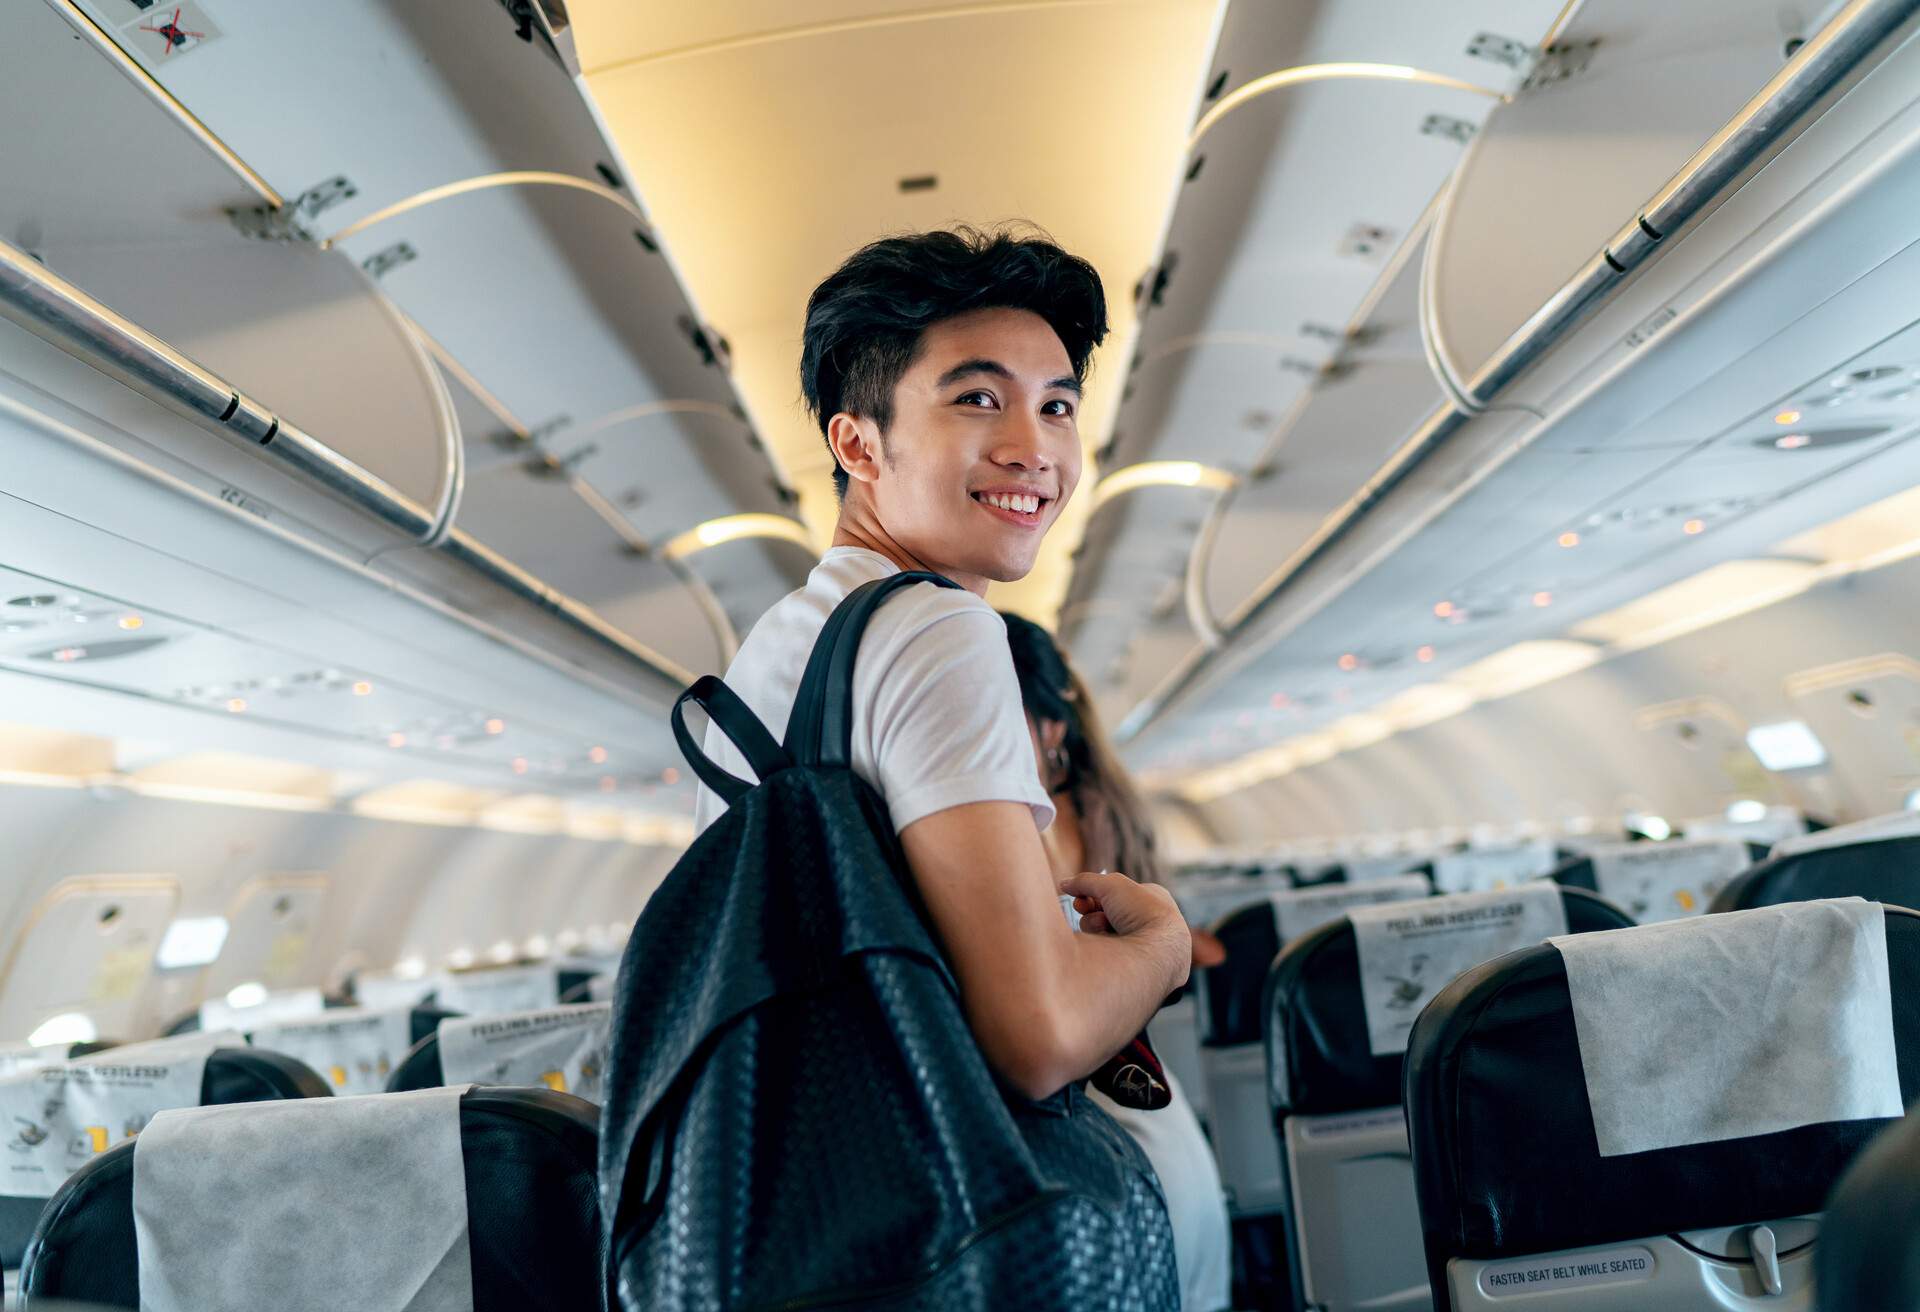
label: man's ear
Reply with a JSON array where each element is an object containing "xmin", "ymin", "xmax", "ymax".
[{"xmin": 827, "ymin": 413, "xmax": 883, "ymax": 489}]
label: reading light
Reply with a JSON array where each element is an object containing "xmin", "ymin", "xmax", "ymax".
[
  {"xmin": 485, "ymin": 719, "xmax": 505, "ymax": 735},
  {"xmin": 1416, "ymin": 645, "xmax": 1436, "ymax": 663},
  {"xmin": 1532, "ymin": 591, "xmax": 1553, "ymax": 607},
  {"xmin": 1775, "ymin": 433, "xmax": 1812, "ymax": 450},
  {"xmin": 511, "ymin": 757, "xmax": 529, "ymax": 774},
  {"xmin": 662, "ymin": 767, "xmax": 681, "ymax": 785},
  {"xmin": 1337, "ymin": 653, "xmax": 1359, "ymax": 672},
  {"xmin": 1433, "ymin": 601, "xmax": 1455, "ymax": 619},
  {"xmin": 1091, "ymin": 461, "xmax": 1235, "ymax": 509},
  {"xmin": 588, "ymin": 746, "xmax": 608, "ymax": 764},
  {"xmin": 156, "ymin": 916, "xmax": 230, "ymax": 970},
  {"xmin": 117, "ymin": 615, "xmax": 143, "ymax": 631},
  {"xmin": 1683, "ymin": 519, "xmax": 1705, "ymax": 535},
  {"xmin": 1558, "ymin": 532, "xmax": 1580, "ymax": 548},
  {"xmin": 387, "ymin": 733, "xmax": 407, "ymax": 748},
  {"xmin": 224, "ymin": 981, "xmax": 268, "ymax": 1010},
  {"xmin": 663, "ymin": 514, "xmax": 812, "ymax": 560},
  {"xmin": 352, "ymin": 681, "xmax": 374, "ymax": 696},
  {"xmin": 1775, "ymin": 410, "xmax": 1802, "ymax": 425},
  {"xmin": 225, "ymin": 698, "xmax": 247, "ymax": 713},
  {"xmin": 1746, "ymin": 720, "xmax": 1828, "ymax": 771},
  {"xmin": 28, "ymin": 1013, "xmax": 96, "ymax": 1047}
]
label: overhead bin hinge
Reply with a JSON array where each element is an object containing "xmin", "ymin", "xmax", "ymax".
[
  {"xmin": 1522, "ymin": 39, "xmax": 1602, "ymax": 92},
  {"xmin": 362, "ymin": 242, "xmax": 417, "ymax": 280},
  {"xmin": 1420, "ymin": 114, "xmax": 1477, "ymax": 146},
  {"xmin": 1466, "ymin": 32, "xmax": 1536, "ymax": 71},
  {"xmin": 228, "ymin": 176, "xmax": 358, "ymax": 243}
]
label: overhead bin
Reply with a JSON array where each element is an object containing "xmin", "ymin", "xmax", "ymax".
[{"xmin": 1116, "ymin": 0, "xmax": 1920, "ymax": 782}]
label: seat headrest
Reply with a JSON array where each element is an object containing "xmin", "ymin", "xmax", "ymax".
[
  {"xmin": 1712, "ymin": 822, "xmax": 1920, "ymax": 911},
  {"xmin": 18, "ymin": 1088, "xmax": 604, "ymax": 1312},
  {"xmin": 1198, "ymin": 877, "xmax": 1436, "ymax": 1047},
  {"xmin": 1820, "ymin": 1109, "xmax": 1920, "ymax": 1310},
  {"xmin": 1403, "ymin": 906, "xmax": 1920, "ymax": 1299},
  {"xmin": 1266, "ymin": 887, "xmax": 1632, "ymax": 1117},
  {"xmin": 0, "ymin": 1047, "xmax": 328, "ymax": 1269}
]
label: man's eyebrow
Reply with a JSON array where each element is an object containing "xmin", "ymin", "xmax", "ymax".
[
  {"xmin": 934, "ymin": 358, "xmax": 1014, "ymax": 389},
  {"xmin": 933, "ymin": 358, "xmax": 1083, "ymax": 397}
]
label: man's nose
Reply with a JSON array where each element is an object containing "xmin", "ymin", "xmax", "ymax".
[{"xmin": 990, "ymin": 411, "xmax": 1056, "ymax": 471}]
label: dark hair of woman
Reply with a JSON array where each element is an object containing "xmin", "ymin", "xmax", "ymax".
[
  {"xmin": 1001, "ymin": 612, "xmax": 1163, "ymax": 888},
  {"xmin": 800, "ymin": 224, "xmax": 1109, "ymax": 499}
]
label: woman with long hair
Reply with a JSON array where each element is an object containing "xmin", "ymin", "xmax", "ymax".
[{"xmin": 1002, "ymin": 612, "xmax": 1232, "ymax": 1312}]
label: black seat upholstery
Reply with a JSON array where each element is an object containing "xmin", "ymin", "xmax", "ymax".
[
  {"xmin": 1819, "ymin": 1107, "xmax": 1920, "ymax": 1310},
  {"xmin": 1198, "ymin": 900, "xmax": 1284, "ymax": 1046},
  {"xmin": 1403, "ymin": 907, "xmax": 1920, "ymax": 1303},
  {"xmin": 0, "ymin": 1048, "xmax": 328, "ymax": 1269},
  {"xmin": 387, "ymin": 1030, "xmax": 447, "ymax": 1093},
  {"xmin": 18, "ymin": 1087, "xmax": 606, "ymax": 1311},
  {"xmin": 1268, "ymin": 887, "xmax": 1633, "ymax": 1118},
  {"xmin": 1710, "ymin": 833, "xmax": 1920, "ymax": 912}
]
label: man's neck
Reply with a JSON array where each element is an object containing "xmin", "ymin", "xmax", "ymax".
[{"xmin": 830, "ymin": 499, "xmax": 987, "ymax": 596}]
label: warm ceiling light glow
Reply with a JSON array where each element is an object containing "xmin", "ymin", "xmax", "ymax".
[
  {"xmin": 1775, "ymin": 433, "xmax": 1812, "ymax": 450},
  {"xmin": 1775, "ymin": 410, "xmax": 1803, "ymax": 425},
  {"xmin": 662, "ymin": 767, "xmax": 681, "ymax": 786},
  {"xmin": 1337, "ymin": 653, "xmax": 1359, "ymax": 672},
  {"xmin": 1558, "ymin": 531, "xmax": 1581, "ymax": 548},
  {"xmin": 1091, "ymin": 461, "xmax": 1236, "ymax": 509},
  {"xmin": 511, "ymin": 757, "xmax": 529, "ymax": 774},
  {"xmin": 1570, "ymin": 560, "xmax": 1821, "ymax": 652},
  {"xmin": 1446, "ymin": 641, "xmax": 1602, "ymax": 701},
  {"xmin": 387, "ymin": 732, "xmax": 407, "ymax": 749},
  {"xmin": 588, "ymin": 746, "xmax": 608, "ymax": 764},
  {"xmin": 226, "ymin": 698, "xmax": 247, "ymax": 713},
  {"xmin": 1270, "ymin": 692, "xmax": 1290, "ymax": 709},
  {"xmin": 485, "ymin": 718, "xmax": 505, "ymax": 735},
  {"xmin": 1432, "ymin": 601, "xmax": 1454, "ymax": 619},
  {"xmin": 352, "ymin": 680, "xmax": 373, "ymax": 696},
  {"xmin": 600, "ymin": 776, "xmax": 616, "ymax": 792},
  {"xmin": 663, "ymin": 513, "xmax": 814, "ymax": 561},
  {"xmin": 117, "ymin": 615, "xmax": 143, "ymax": 631},
  {"xmin": 1416, "ymin": 645, "xmax": 1435, "ymax": 663},
  {"xmin": 1683, "ymin": 519, "xmax": 1706, "ymax": 535},
  {"xmin": 1532, "ymin": 591, "xmax": 1553, "ymax": 607},
  {"xmin": 1188, "ymin": 62, "xmax": 1507, "ymax": 148}
]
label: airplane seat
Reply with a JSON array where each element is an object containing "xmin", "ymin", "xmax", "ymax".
[
  {"xmin": 386, "ymin": 1003, "xmax": 611, "ymax": 1104},
  {"xmin": 16, "ymin": 1087, "xmax": 605, "ymax": 1310},
  {"xmin": 1710, "ymin": 827, "xmax": 1920, "ymax": 912},
  {"xmin": 389, "ymin": 1030, "xmax": 447, "ymax": 1091},
  {"xmin": 1266, "ymin": 888, "xmax": 1632, "ymax": 1312},
  {"xmin": 1818, "ymin": 1106, "xmax": 1920, "ymax": 1310},
  {"xmin": 1404, "ymin": 904, "xmax": 1920, "ymax": 1310},
  {"xmin": 1196, "ymin": 900, "xmax": 1285, "ymax": 1217},
  {"xmin": 0, "ymin": 1048, "xmax": 329, "ymax": 1271}
]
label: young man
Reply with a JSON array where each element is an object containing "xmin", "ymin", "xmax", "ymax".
[{"xmin": 693, "ymin": 227, "xmax": 1192, "ymax": 1099}]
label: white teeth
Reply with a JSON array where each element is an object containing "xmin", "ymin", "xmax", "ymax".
[{"xmin": 980, "ymin": 493, "xmax": 1041, "ymax": 514}]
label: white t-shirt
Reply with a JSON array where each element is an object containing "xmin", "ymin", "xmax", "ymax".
[{"xmin": 693, "ymin": 547, "xmax": 1054, "ymax": 835}]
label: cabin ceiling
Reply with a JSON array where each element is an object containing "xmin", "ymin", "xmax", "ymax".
[{"xmin": 569, "ymin": 0, "xmax": 1227, "ymax": 623}]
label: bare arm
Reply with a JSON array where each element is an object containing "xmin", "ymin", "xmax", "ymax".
[{"xmin": 899, "ymin": 800, "xmax": 1191, "ymax": 1100}]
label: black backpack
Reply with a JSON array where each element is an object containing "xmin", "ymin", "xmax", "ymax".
[{"xmin": 599, "ymin": 572, "xmax": 1178, "ymax": 1311}]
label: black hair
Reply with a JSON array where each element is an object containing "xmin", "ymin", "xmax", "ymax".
[
  {"xmin": 1001, "ymin": 612, "xmax": 1164, "ymax": 887},
  {"xmin": 800, "ymin": 225, "xmax": 1109, "ymax": 499}
]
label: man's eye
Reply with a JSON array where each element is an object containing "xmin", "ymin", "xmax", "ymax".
[
  {"xmin": 957, "ymin": 391, "xmax": 996, "ymax": 408},
  {"xmin": 1042, "ymin": 399, "xmax": 1075, "ymax": 417}
]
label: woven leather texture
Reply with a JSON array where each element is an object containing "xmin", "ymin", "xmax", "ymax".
[{"xmin": 601, "ymin": 577, "xmax": 1177, "ymax": 1311}]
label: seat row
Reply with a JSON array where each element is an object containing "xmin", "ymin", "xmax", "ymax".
[
  {"xmin": 0, "ymin": 987, "xmax": 618, "ymax": 1309},
  {"xmin": 1184, "ymin": 809, "xmax": 1920, "ymax": 1311}
]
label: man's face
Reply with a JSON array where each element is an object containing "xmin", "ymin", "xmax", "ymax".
[{"xmin": 856, "ymin": 307, "xmax": 1084, "ymax": 590}]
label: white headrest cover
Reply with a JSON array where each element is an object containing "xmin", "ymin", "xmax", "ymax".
[
  {"xmin": 437, "ymin": 1005, "xmax": 610, "ymax": 1104},
  {"xmin": 134, "ymin": 1086, "xmax": 472, "ymax": 1312},
  {"xmin": 1552, "ymin": 898, "xmax": 1901, "ymax": 1156}
]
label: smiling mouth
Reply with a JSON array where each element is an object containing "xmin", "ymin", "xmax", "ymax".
[{"xmin": 972, "ymin": 490, "xmax": 1050, "ymax": 524}]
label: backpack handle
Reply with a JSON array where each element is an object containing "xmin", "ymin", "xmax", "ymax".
[
  {"xmin": 671, "ymin": 675, "xmax": 791, "ymax": 807},
  {"xmin": 785, "ymin": 571, "xmax": 961, "ymax": 768}
]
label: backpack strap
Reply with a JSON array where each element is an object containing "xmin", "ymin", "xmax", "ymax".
[
  {"xmin": 784, "ymin": 571, "xmax": 962, "ymax": 768},
  {"xmin": 671, "ymin": 675, "xmax": 791, "ymax": 807}
]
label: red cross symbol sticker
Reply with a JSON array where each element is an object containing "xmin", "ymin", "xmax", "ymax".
[{"xmin": 138, "ymin": 7, "xmax": 203, "ymax": 55}]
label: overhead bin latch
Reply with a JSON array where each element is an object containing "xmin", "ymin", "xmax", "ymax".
[
  {"xmin": 1465, "ymin": 32, "xmax": 1536, "ymax": 71},
  {"xmin": 229, "ymin": 176, "xmax": 358, "ymax": 244}
]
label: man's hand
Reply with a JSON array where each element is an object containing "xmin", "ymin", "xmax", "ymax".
[{"xmin": 1059, "ymin": 869, "xmax": 1191, "ymax": 990}]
